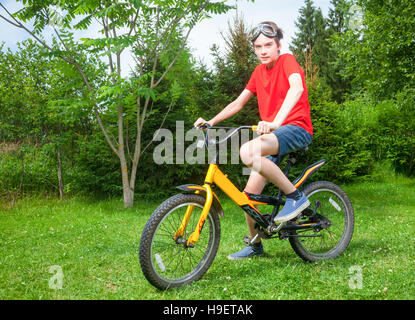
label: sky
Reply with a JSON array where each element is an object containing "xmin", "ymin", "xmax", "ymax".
[{"xmin": 0, "ymin": 0, "xmax": 333, "ymax": 72}]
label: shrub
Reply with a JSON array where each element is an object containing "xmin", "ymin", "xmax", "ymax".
[{"xmin": 374, "ymin": 89, "xmax": 415, "ymax": 175}]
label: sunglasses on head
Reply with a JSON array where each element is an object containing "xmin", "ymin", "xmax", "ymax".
[{"xmin": 250, "ymin": 23, "xmax": 279, "ymax": 43}]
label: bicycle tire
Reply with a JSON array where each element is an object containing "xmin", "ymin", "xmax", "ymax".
[
  {"xmin": 289, "ymin": 181, "xmax": 354, "ymax": 262},
  {"xmin": 139, "ymin": 193, "xmax": 221, "ymax": 290}
]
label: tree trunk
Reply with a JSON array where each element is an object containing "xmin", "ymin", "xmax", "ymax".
[{"xmin": 120, "ymin": 155, "xmax": 134, "ymax": 207}]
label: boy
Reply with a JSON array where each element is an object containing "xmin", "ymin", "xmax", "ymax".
[{"xmin": 194, "ymin": 22, "xmax": 313, "ymax": 259}]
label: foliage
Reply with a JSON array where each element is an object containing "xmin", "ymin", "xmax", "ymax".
[
  {"xmin": 206, "ymin": 10, "xmax": 259, "ymax": 125},
  {"xmin": 371, "ymin": 89, "xmax": 415, "ymax": 175},
  {"xmin": 302, "ymin": 88, "xmax": 415, "ymax": 182},
  {"xmin": 0, "ymin": 0, "xmax": 414, "ymax": 202},
  {"xmin": 324, "ymin": 0, "xmax": 353, "ymax": 102},
  {"xmin": 333, "ymin": 0, "xmax": 415, "ymax": 100},
  {"xmin": 0, "ymin": 0, "xmax": 237, "ymax": 207},
  {"xmin": 287, "ymin": 0, "xmax": 414, "ymax": 180},
  {"xmin": 0, "ymin": 40, "xmax": 48, "ymax": 143},
  {"xmin": 290, "ymin": 0, "xmax": 328, "ymax": 71},
  {"xmin": 328, "ymin": 0, "xmax": 415, "ymax": 175},
  {"xmin": 0, "ymin": 38, "xmax": 102, "ymax": 201},
  {"xmin": 291, "ymin": 0, "xmax": 354, "ymax": 102},
  {"xmin": 0, "ymin": 143, "xmax": 60, "ymax": 204}
]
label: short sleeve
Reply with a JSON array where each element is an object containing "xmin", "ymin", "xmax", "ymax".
[
  {"xmin": 282, "ymin": 54, "xmax": 302, "ymax": 78},
  {"xmin": 245, "ymin": 68, "xmax": 257, "ymax": 94}
]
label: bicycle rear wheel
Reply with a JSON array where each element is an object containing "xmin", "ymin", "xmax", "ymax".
[
  {"xmin": 139, "ymin": 193, "xmax": 221, "ymax": 290},
  {"xmin": 289, "ymin": 181, "xmax": 354, "ymax": 262}
]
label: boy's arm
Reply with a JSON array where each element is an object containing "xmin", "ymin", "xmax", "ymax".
[
  {"xmin": 271, "ymin": 73, "xmax": 304, "ymax": 129},
  {"xmin": 194, "ymin": 89, "xmax": 253, "ymax": 127}
]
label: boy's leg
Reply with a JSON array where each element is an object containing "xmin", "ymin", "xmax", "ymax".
[
  {"xmin": 240, "ymin": 127, "xmax": 311, "ymax": 223},
  {"xmin": 227, "ymin": 171, "xmax": 266, "ymax": 260},
  {"xmin": 228, "ymin": 134, "xmax": 291, "ymax": 260},
  {"xmin": 228, "ymin": 126, "xmax": 311, "ymax": 260},
  {"xmin": 243, "ymin": 171, "xmax": 267, "ymax": 244},
  {"xmin": 240, "ymin": 133, "xmax": 296, "ymax": 195}
]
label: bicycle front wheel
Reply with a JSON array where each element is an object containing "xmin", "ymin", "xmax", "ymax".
[
  {"xmin": 139, "ymin": 193, "xmax": 221, "ymax": 290},
  {"xmin": 289, "ymin": 181, "xmax": 354, "ymax": 262}
]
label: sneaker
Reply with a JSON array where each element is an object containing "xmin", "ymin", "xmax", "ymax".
[
  {"xmin": 227, "ymin": 243, "xmax": 264, "ymax": 260},
  {"xmin": 274, "ymin": 192, "xmax": 310, "ymax": 223}
]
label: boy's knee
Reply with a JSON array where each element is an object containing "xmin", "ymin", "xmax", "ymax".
[
  {"xmin": 240, "ymin": 143, "xmax": 264, "ymax": 172},
  {"xmin": 240, "ymin": 142, "xmax": 254, "ymax": 167}
]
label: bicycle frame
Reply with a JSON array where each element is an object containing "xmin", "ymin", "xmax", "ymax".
[{"xmin": 174, "ymin": 126, "xmax": 326, "ymax": 246}]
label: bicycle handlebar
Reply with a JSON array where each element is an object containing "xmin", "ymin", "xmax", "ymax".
[
  {"xmin": 196, "ymin": 124, "xmax": 258, "ymax": 146},
  {"xmin": 197, "ymin": 124, "xmax": 257, "ymax": 131}
]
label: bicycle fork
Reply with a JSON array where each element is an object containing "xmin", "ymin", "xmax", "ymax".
[
  {"xmin": 173, "ymin": 186, "xmax": 213, "ymax": 247},
  {"xmin": 174, "ymin": 166, "xmax": 217, "ymax": 247}
]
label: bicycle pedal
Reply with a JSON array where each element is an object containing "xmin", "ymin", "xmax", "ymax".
[
  {"xmin": 243, "ymin": 234, "xmax": 260, "ymax": 246},
  {"xmin": 270, "ymin": 222, "xmax": 285, "ymax": 233},
  {"xmin": 243, "ymin": 235, "xmax": 252, "ymax": 246}
]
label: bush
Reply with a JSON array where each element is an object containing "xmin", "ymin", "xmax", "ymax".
[
  {"xmin": 0, "ymin": 144, "xmax": 58, "ymax": 200},
  {"xmin": 373, "ymin": 89, "xmax": 415, "ymax": 175},
  {"xmin": 302, "ymin": 89, "xmax": 415, "ymax": 183},
  {"xmin": 299, "ymin": 98, "xmax": 373, "ymax": 183}
]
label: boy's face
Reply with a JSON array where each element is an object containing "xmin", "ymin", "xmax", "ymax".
[{"xmin": 253, "ymin": 33, "xmax": 281, "ymax": 68}]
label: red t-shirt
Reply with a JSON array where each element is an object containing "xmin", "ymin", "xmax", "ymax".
[{"xmin": 245, "ymin": 53, "xmax": 313, "ymax": 135}]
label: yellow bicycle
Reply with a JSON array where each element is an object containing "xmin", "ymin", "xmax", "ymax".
[{"xmin": 139, "ymin": 125, "xmax": 354, "ymax": 290}]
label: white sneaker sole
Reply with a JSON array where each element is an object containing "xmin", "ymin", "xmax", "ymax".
[
  {"xmin": 227, "ymin": 252, "xmax": 264, "ymax": 261},
  {"xmin": 273, "ymin": 199, "xmax": 311, "ymax": 223}
]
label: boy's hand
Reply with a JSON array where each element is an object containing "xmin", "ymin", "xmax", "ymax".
[
  {"xmin": 256, "ymin": 121, "xmax": 278, "ymax": 134},
  {"xmin": 194, "ymin": 118, "xmax": 213, "ymax": 128}
]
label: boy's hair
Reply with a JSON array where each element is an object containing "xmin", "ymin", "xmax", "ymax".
[{"xmin": 260, "ymin": 21, "xmax": 283, "ymax": 46}]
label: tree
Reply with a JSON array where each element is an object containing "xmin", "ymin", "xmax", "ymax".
[
  {"xmin": 291, "ymin": 0, "xmax": 356, "ymax": 102},
  {"xmin": 220, "ymin": 10, "xmax": 258, "ymax": 93},
  {"xmin": 208, "ymin": 10, "xmax": 259, "ymax": 125},
  {"xmin": 0, "ymin": 0, "xmax": 241, "ymax": 207},
  {"xmin": 325, "ymin": 0, "xmax": 353, "ymax": 102},
  {"xmin": 333, "ymin": 0, "xmax": 415, "ymax": 99},
  {"xmin": 327, "ymin": 0, "xmax": 351, "ymax": 34},
  {"xmin": 290, "ymin": 0, "xmax": 328, "ymax": 71}
]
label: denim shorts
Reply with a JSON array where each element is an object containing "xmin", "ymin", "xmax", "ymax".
[{"xmin": 266, "ymin": 125, "xmax": 312, "ymax": 165}]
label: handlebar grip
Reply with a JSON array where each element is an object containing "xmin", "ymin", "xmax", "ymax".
[
  {"xmin": 251, "ymin": 125, "xmax": 258, "ymax": 131},
  {"xmin": 197, "ymin": 123, "xmax": 211, "ymax": 130}
]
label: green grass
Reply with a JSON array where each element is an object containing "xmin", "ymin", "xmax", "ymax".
[{"xmin": 1, "ymin": 176, "xmax": 414, "ymax": 300}]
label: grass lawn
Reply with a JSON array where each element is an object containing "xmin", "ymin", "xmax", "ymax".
[{"xmin": 0, "ymin": 176, "xmax": 414, "ymax": 300}]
